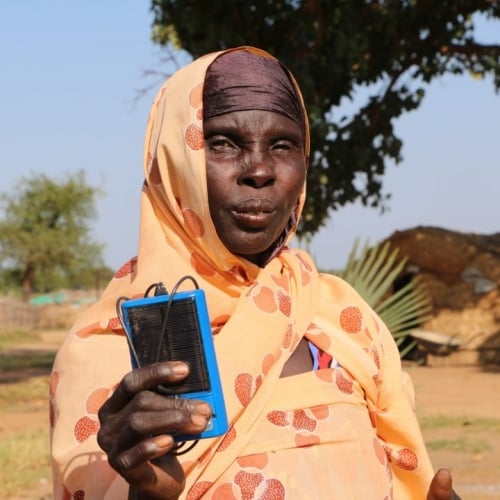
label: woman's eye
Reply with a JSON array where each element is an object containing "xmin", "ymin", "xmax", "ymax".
[
  {"xmin": 272, "ymin": 140, "xmax": 293, "ymax": 152},
  {"xmin": 207, "ymin": 136, "xmax": 236, "ymax": 151}
]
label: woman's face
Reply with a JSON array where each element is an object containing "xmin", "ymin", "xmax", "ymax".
[{"xmin": 204, "ymin": 110, "xmax": 306, "ymax": 266}]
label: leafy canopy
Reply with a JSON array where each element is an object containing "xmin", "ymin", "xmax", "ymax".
[
  {"xmin": 0, "ymin": 171, "xmax": 107, "ymax": 297},
  {"xmin": 149, "ymin": 0, "xmax": 500, "ymax": 235}
]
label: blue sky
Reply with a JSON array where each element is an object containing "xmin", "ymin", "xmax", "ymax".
[{"xmin": 1, "ymin": 2, "xmax": 499, "ymax": 271}]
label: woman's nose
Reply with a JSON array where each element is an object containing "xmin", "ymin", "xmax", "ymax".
[{"xmin": 238, "ymin": 150, "xmax": 275, "ymax": 188}]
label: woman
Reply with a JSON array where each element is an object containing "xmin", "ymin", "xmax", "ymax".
[{"xmin": 50, "ymin": 47, "xmax": 458, "ymax": 499}]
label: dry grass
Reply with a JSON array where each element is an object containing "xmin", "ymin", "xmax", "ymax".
[
  {"xmin": 420, "ymin": 415, "xmax": 500, "ymax": 432},
  {"xmin": 0, "ymin": 326, "xmax": 56, "ymax": 498},
  {"xmin": 0, "ymin": 372, "xmax": 53, "ymax": 498},
  {"xmin": 0, "ymin": 429, "xmax": 51, "ymax": 497},
  {"xmin": 0, "ymin": 329, "xmax": 40, "ymax": 350}
]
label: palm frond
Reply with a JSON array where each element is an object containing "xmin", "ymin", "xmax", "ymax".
[{"xmin": 337, "ymin": 238, "xmax": 433, "ymax": 354}]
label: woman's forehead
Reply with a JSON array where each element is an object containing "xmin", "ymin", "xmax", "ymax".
[{"xmin": 204, "ymin": 110, "xmax": 304, "ymax": 140}]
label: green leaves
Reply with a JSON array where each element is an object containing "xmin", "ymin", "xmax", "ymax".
[
  {"xmin": 338, "ymin": 239, "xmax": 432, "ymax": 352},
  {"xmin": 149, "ymin": 0, "xmax": 500, "ymax": 236}
]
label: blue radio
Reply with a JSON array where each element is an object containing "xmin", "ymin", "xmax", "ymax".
[{"xmin": 118, "ymin": 280, "xmax": 228, "ymax": 443}]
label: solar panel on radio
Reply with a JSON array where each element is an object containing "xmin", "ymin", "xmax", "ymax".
[{"xmin": 125, "ymin": 296, "xmax": 209, "ymax": 394}]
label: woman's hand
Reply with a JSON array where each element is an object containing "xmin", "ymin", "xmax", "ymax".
[
  {"xmin": 97, "ymin": 361, "xmax": 212, "ymax": 499},
  {"xmin": 427, "ymin": 468, "xmax": 461, "ymax": 500}
]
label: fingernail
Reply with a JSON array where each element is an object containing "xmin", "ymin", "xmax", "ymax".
[
  {"xmin": 171, "ymin": 362, "xmax": 189, "ymax": 376},
  {"xmin": 193, "ymin": 402, "xmax": 212, "ymax": 417},
  {"xmin": 154, "ymin": 435, "xmax": 174, "ymax": 449},
  {"xmin": 191, "ymin": 414, "xmax": 209, "ymax": 428}
]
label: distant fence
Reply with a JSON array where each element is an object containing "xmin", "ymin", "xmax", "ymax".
[
  {"xmin": 0, "ymin": 298, "xmax": 85, "ymax": 333},
  {"xmin": 0, "ymin": 298, "xmax": 38, "ymax": 332}
]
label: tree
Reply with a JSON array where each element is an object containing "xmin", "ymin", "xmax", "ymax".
[
  {"xmin": 149, "ymin": 0, "xmax": 500, "ymax": 235},
  {"xmin": 0, "ymin": 171, "xmax": 105, "ymax": 300}
]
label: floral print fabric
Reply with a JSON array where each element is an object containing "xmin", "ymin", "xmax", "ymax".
[{"xmin": 50, "ymin": 47, "xmax": 434, "ymax": 499}]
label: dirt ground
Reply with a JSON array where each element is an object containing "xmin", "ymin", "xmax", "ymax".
[
  {"xmin": 1, "ymin": 331, "xmax": 499, "ymax": 499},
  {"xmin": 409, "ymin": 364, "xmax": 500, "ymax": 499}
]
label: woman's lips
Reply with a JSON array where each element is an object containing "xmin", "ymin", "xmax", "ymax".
[{"xmin": 231, "ymin": 199, "xmax": 276, "ymax": 229}]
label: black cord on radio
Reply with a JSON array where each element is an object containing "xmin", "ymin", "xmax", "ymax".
[
  {"xmin": 154, "ymin": 276, "xmax": 199, "ymax": 365},
  {"xmin": 115, "ymin": 275, "xmax": 202, "ymax": 456}
]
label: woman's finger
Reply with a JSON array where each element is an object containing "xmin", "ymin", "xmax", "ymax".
[
  {"xmin": 110, "ymin": 437, "xmax": 186, "ymax": 498},
  {"xmin": 99, "ymin": 361, "xmax": 190, "ymax": 415},
  {"xmin": 427, "ymin": 468, "xmax": 461, "ymax": 500},
  {"xmin": 125, "ymin": 403, "xmax": 212, "ymax": 437},
  {"xmin": 109, "ymin": 434, "xmax": 176, "ymax": 472},
  {"xmin": 98, "ymin": 391, "xmax": 212, "ymax": 453}
]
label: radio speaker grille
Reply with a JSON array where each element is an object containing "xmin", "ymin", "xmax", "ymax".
[{"xmin": 125, "ymin": 297, "xmax": 209, "ymax": 394}]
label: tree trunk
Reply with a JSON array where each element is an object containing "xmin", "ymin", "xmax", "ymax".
[{"xmin": 21, "ymin": 264, "xmax": 34, "ymax": 302}]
